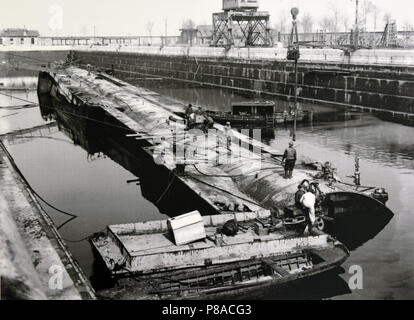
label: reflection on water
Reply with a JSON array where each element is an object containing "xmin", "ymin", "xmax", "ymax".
[
  {"xmin": 0, "ymin": 76, "xmax": 38, "ymax": 89},
  {"xmin": 152, "ymin": 87, "xmax": 249, "ymax": 112},
  {"xmin": 0, "ymin": 84, "xmax": 43, "ymax": 135},
  {"xmin": 1, "ymin": 79, "xmax": 413, "ymax": 299}
]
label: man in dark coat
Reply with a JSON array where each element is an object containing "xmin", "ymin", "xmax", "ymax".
[
  {"xmin": 282, "ymin": 142, "xmax": 297, "ymax": 179},
  {"xmin": 295, "ymin": 185, "xmax": 306, "ymax": 208}
]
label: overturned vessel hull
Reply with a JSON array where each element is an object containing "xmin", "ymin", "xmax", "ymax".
[{"xmin": 38, "ymin": 66, "xmax": 394, "ymax": 251}]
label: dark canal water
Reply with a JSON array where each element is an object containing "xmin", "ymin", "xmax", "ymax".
[{"xmin": 1, "ymin": 77, "xmax": 413, "ymax": 300}]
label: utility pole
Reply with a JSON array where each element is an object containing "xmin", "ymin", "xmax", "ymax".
[
  {"xmin": 165, "ymin": 19, "xmax": 168, "ymax": 37},
  {"xmin": 287, "ymin": 7, "xmax": 300, "ymax": 142},
  {"xmin": 354, "ymin": 0, "xmax": 359, "ymax": 48}
]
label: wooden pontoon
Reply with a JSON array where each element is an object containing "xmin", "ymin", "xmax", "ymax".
[{"xmin": 90, "ymin": 210, "xmax": 349, "ymax": 300}]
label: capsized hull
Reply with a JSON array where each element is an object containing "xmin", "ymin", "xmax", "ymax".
[
  {"xmin": 323, "ymin": 192, "xmax": 394, "ymax": 250},
  {"xmin": 221, "ymin": 159, "xmax": 395, "ymax": 249},
  {"xmin": 38, "ymin": 66, "xmax": 394, "ymax": 251}
]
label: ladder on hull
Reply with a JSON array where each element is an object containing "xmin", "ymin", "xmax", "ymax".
[{"xmin": 265, "ymin": 114, "xmax": 275, "ymax": 128}]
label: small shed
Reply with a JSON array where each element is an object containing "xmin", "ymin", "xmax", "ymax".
[{"xmin": 0, "ymin": 28, "xmax": 40, "ymax": 46}]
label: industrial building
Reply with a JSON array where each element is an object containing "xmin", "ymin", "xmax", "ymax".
[{"xmin": 0, "ymin": 28, "xmax": 40, "ymax": 46}]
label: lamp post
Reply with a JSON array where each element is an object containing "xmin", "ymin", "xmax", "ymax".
[
  {"xmin": 353, "ymin": 0, "xmax": 359, "ymax": 48},
  {"xmin": 287, "ymin": 7, "xmax": 300, "ymax": 141}
]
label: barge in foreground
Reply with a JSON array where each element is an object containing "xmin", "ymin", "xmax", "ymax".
[{"xmin": 91, "ymin": 210, "xmax": 349, "ymax": 300}]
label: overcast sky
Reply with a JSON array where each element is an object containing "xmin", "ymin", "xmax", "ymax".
[{"xmin": 1, "ymin": 0, "xmax": 413, "ymax": 36}]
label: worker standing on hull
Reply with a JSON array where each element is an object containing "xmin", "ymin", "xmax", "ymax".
[
  {"xmin": 282, "ymin": 142, "xmax": 297, "ymax": 179},
  {"xmin": 185, "ymin": 104, "xmax": 195, "ymax": 129},
  {"xmin": 295, "ymin": 185, "xmax": 306, "ymax": 208},
  {"xmin": 223, "ymin": 122, "xmax": 233, "ymax": 154},
  {"xmin": 300, "ymin": 191, "xmax": 316, "ymax": 235}
]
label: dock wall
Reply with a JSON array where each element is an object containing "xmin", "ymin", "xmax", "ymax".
[
  {"xmin": 0, "ymin": 194, "xmax": 47, "ymax": 300},
  {"xmin": 72, "ymin": 46, "xmax": 414, "ymax": 125}
]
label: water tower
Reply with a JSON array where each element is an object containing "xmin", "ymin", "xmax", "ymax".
[{"xmin": 212, "ymin": 0, "xmax": 271, "ymax": 47}]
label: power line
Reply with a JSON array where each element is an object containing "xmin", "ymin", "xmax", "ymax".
[
  {"xmin": 0, "ymin": 112, "xmax": 19, "ymax": 118},
  {"xmin": 0, "ymin": 91, "xmax": 38, "ymax": 104}
]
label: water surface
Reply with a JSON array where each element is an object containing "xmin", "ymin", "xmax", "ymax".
[{"xmin": 1, "ymin": 82, "xmax": 413, "ymax": 300}]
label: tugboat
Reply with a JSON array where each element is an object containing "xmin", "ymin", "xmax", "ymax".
[{"xmin": 206, "ymin": 101, "xmax": 309, "ymax": 127}]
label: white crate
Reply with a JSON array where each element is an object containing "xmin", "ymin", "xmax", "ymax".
[{"xmin": 167, "ymin": 211, "xmax": 206, "ymax": 246}]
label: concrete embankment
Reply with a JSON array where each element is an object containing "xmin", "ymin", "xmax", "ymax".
[
  {"xmin": 0, "ymin": 142, "xmax": 95, "ymax": 300},
  {"xmin": 72, "ymin": 46, "xmax": 414, "ymax": 126}
]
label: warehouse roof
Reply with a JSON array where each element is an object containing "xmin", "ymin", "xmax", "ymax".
[{"xmin": 0, "ymin": 28, "xmax": 40, "ymax": 37}]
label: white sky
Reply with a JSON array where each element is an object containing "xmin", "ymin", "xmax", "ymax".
[{"xmin": 1, "ymin": 0, "xmax": 413, "ymax": 36}]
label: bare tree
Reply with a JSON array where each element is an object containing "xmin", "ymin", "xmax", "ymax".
[
  {"xmin": 146, "ymin": 21, "xmax": 155, "ymax": 36},
  {"xmin": 276, "ymin": 12, "xmax": 288, "ymax": 34},
  {"xmin": 371, "ymin": 2, "xmax": 380, "ymax": 31},
  {"xmin": 383, "ymin": 12, "xmax": 392, "ymax": 25},
  {"xmin": 319, "ymin": 17, "xmax": 335, "ymax": 32},
  {"xmin": 181, "ymin": 19, "xmax": 196, "ymax": 30},
  {"xmin": 328, "ymin": 2, "xmax": 341, "ymax": 33},
  {"xmin": 342, "ymin": 15, "xmax": 350, "ymax": 32},
  {"xmin": 403, "ymin": 20, "xmax": 414, "ymax": 31},
  {"xmin": 301, "ymin": 13, "xmax": 314, "ymax": 33},
  {"xmin": 145, "ymin": 21, "xmax": 155, "ymax": 45},
  {"xmin": 362, "ymin": 0, "xmax": 376, "ymax": 30}
]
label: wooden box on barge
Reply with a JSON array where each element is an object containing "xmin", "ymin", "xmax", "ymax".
[{"xmin": 167, "ymin": 211, "xmax": 206, "ymax": 245}]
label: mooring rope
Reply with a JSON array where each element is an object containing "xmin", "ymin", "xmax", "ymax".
[
  {"xmin": 183, "ymin": 173, "xmax": 261, "ymax": 207},
  {"xmin": 0, "ymin": 140, "xmax": 78, "ymax": 219}
]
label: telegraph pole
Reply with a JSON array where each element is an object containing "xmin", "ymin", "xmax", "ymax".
[
  {"xmin": 354, "ymin": 0, "xmax": 359, "ymax": 48},
  {"xmin": 165, "ymin": 19, "xmax": 168, "ymax": 37},
  {"xmin": 287, "ymin": 8, "xmax": 300, "ymax": 141}
]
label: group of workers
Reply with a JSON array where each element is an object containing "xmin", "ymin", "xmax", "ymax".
[
  {"xmin": 184, "ymin": 104, "xmax": 233, "ymax": 150},
  {"xmin": 295, "ymin": 180, "xmax": 324, "ymax": 234},
  {"xmin": 182, "ymin": 107, "xmax": 330, "ymax": 234},
  {"xmin": 184, "ymin": 104, "xmax": 214, "ymax": 132},
  {"xmin": 281, "ymin": 141, "xmax": 330, "ymax": 233}
]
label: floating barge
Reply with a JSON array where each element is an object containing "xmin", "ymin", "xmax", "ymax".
[
  {"xmin": 206, "ymin": 101, "xmax": 309, "ymax": 127},
  {"xmin": 90, "ymin": 210, "xmax": 348, "ymax": 300}
]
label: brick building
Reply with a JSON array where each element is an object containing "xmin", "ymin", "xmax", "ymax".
[{"xmin": 0, "ymin": 28, "xmax": 40, "ymax": 46}]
